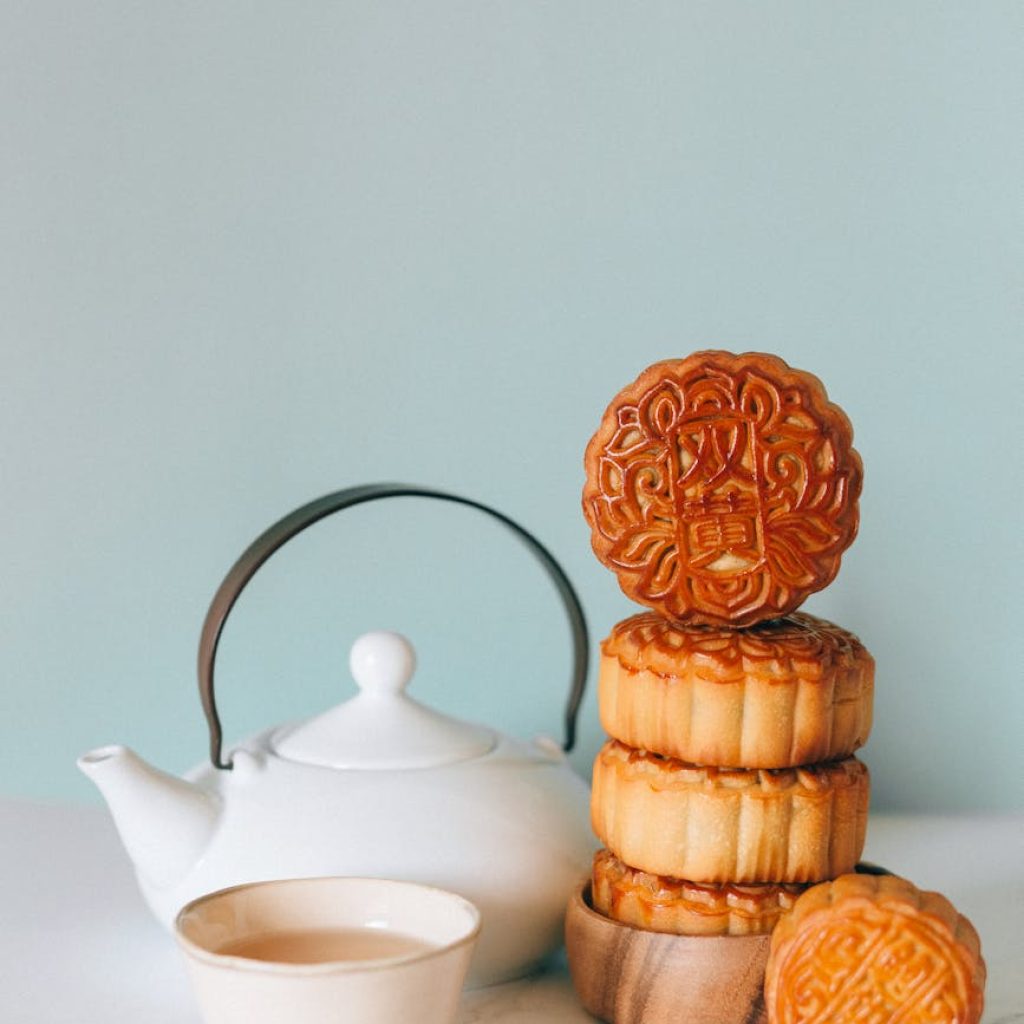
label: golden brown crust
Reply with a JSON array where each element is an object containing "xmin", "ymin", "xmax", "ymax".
[
  {"xmin": 599, "ymin": 611, "xmax": 874, "ymax": 768},
  {"xmin": 766, "ymin": 873, "xmax": 985, "ymax": 1024},
  {"xmin": 592, "ymin": 849, "xmax": 807, "ymax": 937},
  {"xmin": 590, "ymin": 741, "xmax": 869, "ymax": 884},
  {"xmin": 582, "ymin": 351, "xmax": 862, "ymax": 626}
]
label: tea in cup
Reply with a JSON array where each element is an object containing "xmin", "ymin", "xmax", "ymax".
[{"xmin": 175, "ymin": 877, "xmax": 480, "ymax": 1024}]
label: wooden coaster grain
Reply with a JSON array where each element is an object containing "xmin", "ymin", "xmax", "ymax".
[{"xmin": 565, "ymin": 881, "xmax": 769, "ymax": 1024}]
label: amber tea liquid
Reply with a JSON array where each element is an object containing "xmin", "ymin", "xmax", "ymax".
[{"xmin": 217, "ymin": 927, "xmax": 437, "ymax": 964}]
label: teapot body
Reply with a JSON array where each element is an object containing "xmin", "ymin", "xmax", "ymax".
[
  {"xmin": 135, "ymin": 731, "xmax": 595, "ymax": 987},
  {"xmin": 83, "ymin": 487, "xmax": 598, "ymax": 989}
]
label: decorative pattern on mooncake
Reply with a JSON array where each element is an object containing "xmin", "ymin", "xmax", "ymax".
[
  {"xmin": 599, "ymin": 611, "xmax": 874, "ymax": 768},
  {"xmin": 765, "ymin": 873, "xmax": 985, "ymax": 1024},
  {"xmin": 592, "ymin": 849, "xmax": 807, "ymax": 937},
  {"xmin": 590, "ymin": 741, "xmax": 869, "ymax": 884},
  {"xmin": 582, "ymin": 351, "xmax": 862, "ymax": 626}
]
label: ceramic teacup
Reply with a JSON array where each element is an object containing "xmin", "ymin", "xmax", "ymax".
[{"xmin": 175, "ymin": 877, "xmax": 481, "ymax": 1024}]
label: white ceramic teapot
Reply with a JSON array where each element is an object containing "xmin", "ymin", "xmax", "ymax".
[{"xmin": 78, "ymin": 485, "xmax": 596, "ymax": 987}]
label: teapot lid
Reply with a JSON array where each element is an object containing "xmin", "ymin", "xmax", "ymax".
[{"xmin": 270, "ymin": 631, "xmax": 496, "ymax": 769}]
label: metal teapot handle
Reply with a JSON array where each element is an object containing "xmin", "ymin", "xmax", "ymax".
[{"xmin": 198, "ymin": 484, "xmax": 590, "ymax": 770}]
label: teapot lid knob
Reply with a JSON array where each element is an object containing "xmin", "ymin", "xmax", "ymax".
[{"xmin": 350, "ymin": 631, "xmax": 416, "ymax": 697}]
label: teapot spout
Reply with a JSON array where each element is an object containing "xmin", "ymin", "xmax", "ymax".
[{"xmin": 78, "ymin": 745, "xmax": 220, "ymax": 888}]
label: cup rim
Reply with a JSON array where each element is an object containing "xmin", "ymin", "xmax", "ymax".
[{"xmin": 174, "ymin": 876, "xmax": 482, "ymax": 976}]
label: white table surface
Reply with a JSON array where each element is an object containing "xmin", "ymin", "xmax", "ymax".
[{"xmin": 1, "ymin": 800, "xmax": 1021, "ymax": 1023}]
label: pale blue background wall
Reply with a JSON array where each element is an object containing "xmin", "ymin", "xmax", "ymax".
[{"xmin": 2, "ymin": 2, "xmax": 1021, "ymax": 810}]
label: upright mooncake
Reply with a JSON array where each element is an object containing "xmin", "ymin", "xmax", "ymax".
[
  {"xmin": 765, "ymin": 873, "xmax": 985, "ymax": 1024},
  {"xmin": 582, "ymin": 351, "xmax": 862, "ymax": 627}
]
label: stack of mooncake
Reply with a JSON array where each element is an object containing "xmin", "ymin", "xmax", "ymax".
[
  {"xmin": 581, "ymin": 351, "xmax": 873, "ymax": 940},
  {"xmin": 573, "ymin": 350, "xmax": 986, "ymax": 1024}
]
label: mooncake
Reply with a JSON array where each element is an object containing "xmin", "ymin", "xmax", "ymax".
[
  {"xmin": 591, "ymin": 849, "xmax": 807, "ymax": 937},
  {"xmin": 582, "ymin": 351, "xmax": 862, "ymax": 626},
  {"xmin": 591, "ymin": 741, "xmax": 869, "ymax": 883},
  {"xmin": 765, "ymin": 873, "xmax": 985, "ymax": 1024},
  {"xmin": 599, "ymin": 611, "xmax": 874, "ymax": 768}
]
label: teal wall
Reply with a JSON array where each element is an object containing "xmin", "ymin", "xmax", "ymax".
[{"xmin": 3, "ymin": 2, "xmax": 1021, "ymax": 811}]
